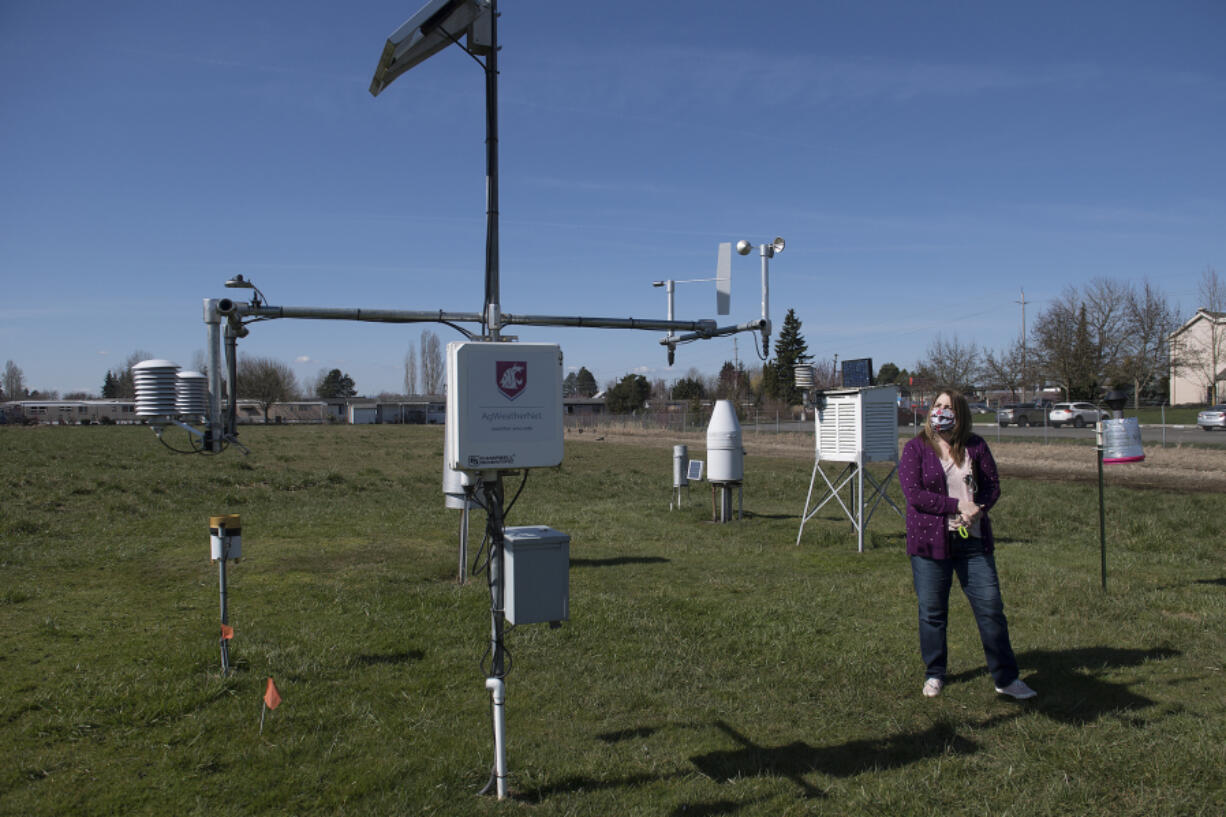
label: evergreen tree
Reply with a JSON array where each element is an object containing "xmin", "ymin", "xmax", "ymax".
[
  {"xmin": 876, "ymin": 362, "xmax": 901, "ymax": 384},
  {"xmin": 102, "ymin": 370, "xmax": 118, "ymax": 398},
  {"xmin": 575, "ymin": 367, "xmax": 597, "ymax": 397},
  {"xmin": 563, "ymin": 372, "xmax": 578, "ymax": 397},
  {"xmin": 716, "ymin": 360, "xmax": 750, "ymax": 401},
  {"xmin": 768, "ymin": 308, "xmax": 809, "ymax": 404},
  {"xmin": 1071, "ymin": 304, "xmax": 1097, "ymax": 399},
  {"xmin": 671, "ymin": 376, "xmax": 705, "ymax": 400},
  {"xmin": 605, "ymin": 374, "xmax": 651, "ymax": 414},
  {"xmin": 316, "ymin": 369, "xmax": 357, "ymax": 398}
]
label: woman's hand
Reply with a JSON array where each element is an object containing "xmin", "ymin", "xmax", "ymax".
[{"xmin": 957, "ymin": 498, "xmax": 982, "ymax": 523}]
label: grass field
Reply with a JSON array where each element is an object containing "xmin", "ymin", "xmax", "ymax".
[{"xmin": 2, "ymin": 424, "xmax": 1224, "ymax": 816}]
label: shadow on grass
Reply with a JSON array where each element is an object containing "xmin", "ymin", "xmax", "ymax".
[
  {"xmin": 570, "ymin": 557, "xmax": 670, "ymax": 568},
  {"xmin": 1156, "ymin": 576, "xmax": 1226, "ymax": 590},
  {"xmin": 518, "ymin": 771, "xmax": 686, "ymax": 802},
  {"xmin": 553, "ymin": 715, "xmax": 990, "ymax": 809},
  {"xmin": 353, "ymin": 649, "xmax": 425, "ymax": 666},
  {"xmin": 946, "ymin": 645, "xmax": 1180, "ymax": 725},
  {"xmin": 596, "ymin": 725, "xmax": 660, "ymax": 743},
  {"xmin": 666, "ymin": 796, "xmax": 770, "ymax": 817},
  {"xmin": 689, "ymin": 719, "xmax": 979, "ymax": 800},
  {"xmin": 534, "ymin": 647, "xmax": 1179, "ymax": 809}
]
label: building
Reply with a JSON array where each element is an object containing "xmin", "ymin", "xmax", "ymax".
[
  {"xmin": 234, "ymin": 400, "xmax": 331, "ymax": 424},
  {"xmin": 563, "ymin": 397, "xmax": 607, "ymax": 417},
  {"xmin": 2, "ymin": 400, "xmax": 137, "ymax": 424},
  {"xmin": 1169, "ymin": 309, "xmax": 1226, "ymax": 405},
  {"xmin": 375, "ymin": 396, "xmax": 446, "ymax": 424}
]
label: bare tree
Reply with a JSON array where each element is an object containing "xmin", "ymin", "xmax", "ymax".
[
  {"xmin": 980, "ymin": 335, "xmax": 1032, "ymax": 402},
  {"xmin": 1034, "ymin": 291, "xmax": 1074, "ymax": 398},
  {"xmin": 191, "ymin": 349, "xmax": 210, "ymax": 377},
  {"xmin": 1082, "ymin": 277, "xmax": 1131, "ymax": 383},
  {"xmin": 919, "ymin": 333, "xmax": 980, "ymax": 392},
  {"xmin": 3, "ymin": 360, "xmax": 25, "ymax": 400},
  {"xmin": 420, "ymin": 330, "xmax": 444, "ymax": 394},
  {"xmin": 1034, "ymin": 292, "xmax": 1097, "ymax": 400},
  {"xmin": 1115, "ymin": 280, "xmax": 1180, "ymax": 407},
  {"xmin": 236, "ymin": 356, "xmax": 299, "ymax": 422},
  {"xmin": 1032, "ymin": 281, "xmax": 1138, "ymax": 401},
  {"xmin": 403, "ymin": 341, "xmax": 418, "ymax": 396},
  {"xmin": 810, "ymin": 357, "xmax": 839, "ymax": 390},
  {"xmin": 1198, "ymin": 267, "xmax": 1226, "ymax": 404}
]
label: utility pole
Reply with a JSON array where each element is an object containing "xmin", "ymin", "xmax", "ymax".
[{"xmin": 1015, "ymin": 288, "xmax": 1028, "ymax": 401}]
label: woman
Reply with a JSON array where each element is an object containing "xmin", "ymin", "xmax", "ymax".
[{"xmin": 898, "ymin": 390, "xmax": 1036, "ymax": 700}]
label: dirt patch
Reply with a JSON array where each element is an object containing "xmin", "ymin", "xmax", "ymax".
[{"xmin": 565, "ymin": 427, "xmax": 1226, "ymax": 492}]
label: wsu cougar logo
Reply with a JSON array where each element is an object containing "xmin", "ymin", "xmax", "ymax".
[{"xmin": 496, "ymin": 361, "xmax": 527, "ymax": 400}]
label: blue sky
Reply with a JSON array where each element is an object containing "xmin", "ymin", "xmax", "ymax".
[{"xmin": 2, "ymin": 1, "xmax": 1223, "ymax": 396}]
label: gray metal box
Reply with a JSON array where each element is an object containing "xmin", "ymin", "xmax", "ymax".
[{"xmin": 503, "ymin": 525, "xmax": 570, "ymax": 625}]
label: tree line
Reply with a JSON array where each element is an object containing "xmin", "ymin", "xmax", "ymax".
[
  {"xmin": 905, "ymin": 270, "xmax": 1221, "ymax": 406},
  {"xmin": 6, "ymin": 270, "xmax": 1220, "ymax": 413}
]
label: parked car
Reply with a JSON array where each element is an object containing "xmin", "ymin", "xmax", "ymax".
[
  {"xmin": 967, "ymin": 401, "xmax": 990, "ymax": 414},
  {"xmin": 1048, "ymin": 402, "xmax": 1109, "ymax": 428},
  {"xmin": 1198, "ymin": 405, "xmax": 1226, "ymax": 431},
  {"xmin": 997, "ymin": 402, "xmax": 1050, "ymax": 427}
]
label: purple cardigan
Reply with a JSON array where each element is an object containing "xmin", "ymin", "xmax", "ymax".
[{"xmin": 898, "ymin": 433, "xmax": 1001, "ymax": 558}]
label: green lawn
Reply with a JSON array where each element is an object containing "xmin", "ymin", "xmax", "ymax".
[{"xmin": 2, "ymin": 425, "xmax": 1224, "ymax": 816}]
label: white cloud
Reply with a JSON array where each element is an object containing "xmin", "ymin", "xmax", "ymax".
[{"xmin": 295, "ymin": 355, "xmax": 312, "ymax": 363}]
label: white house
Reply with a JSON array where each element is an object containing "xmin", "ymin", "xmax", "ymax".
[{"xmin": 1169, "ymin": 309, "xmax": 1226, "ymax": 405}]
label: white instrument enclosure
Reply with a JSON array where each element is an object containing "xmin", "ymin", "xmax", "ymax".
[{"xmin": 446, "ymin": 342, "xmax": 564, "ymax": 472}]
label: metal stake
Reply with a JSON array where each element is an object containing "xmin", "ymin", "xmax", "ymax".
[
  {"xmin": 218, "ymin": 531, "xmax": 231, "ymax": 674},
  {"xmin": 1097, "ymin": 429, "xmax": 1107, "ymax": 590}
]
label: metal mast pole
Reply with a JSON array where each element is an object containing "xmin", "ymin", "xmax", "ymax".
[
  {"xmin": 483, "ymin": 0, "xmax": 500, "ymax": 338},
  {"xmin": 759, "ymin": 245, "xmax": 771, "ymax": 357}
]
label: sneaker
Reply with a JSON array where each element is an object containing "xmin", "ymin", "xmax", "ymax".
[
  {"xmin": 995, "ymin": 679, "xmax": 1037, "ymax": 700},
  {"xmin": 922, "ymin": 678, "xmax": 943, "ymax": 697}
]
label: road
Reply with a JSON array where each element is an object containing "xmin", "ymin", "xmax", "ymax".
[
  {"xmin": 742, "ymin": 419, "xmax": 1226, "ymax": 448},
  {"xmin": 973, "ymin": 422, "xmax": 1223, "ymax": 447}
]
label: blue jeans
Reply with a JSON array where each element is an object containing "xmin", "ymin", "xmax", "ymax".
[{"xmin": 910, "ymin": 537, "xmax": 1020, "ymax": 687}]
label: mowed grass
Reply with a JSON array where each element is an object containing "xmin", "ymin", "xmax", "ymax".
[{"xmin": 1, "ymin": 424, "xmax": 1224, "ymax": 816}]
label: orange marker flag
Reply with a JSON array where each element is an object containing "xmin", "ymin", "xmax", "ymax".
[
  {"xmin": 263, "ymin": 677, "xmax": 281, "ymax": 710},
  {"xmin": 220, "ymin": 623, "xmax": 234, "ymax": 640}
]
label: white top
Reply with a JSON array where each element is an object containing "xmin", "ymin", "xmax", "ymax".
[{"xmin": 941, "ymin": 454, "xmax": 981, "ymax": 537}]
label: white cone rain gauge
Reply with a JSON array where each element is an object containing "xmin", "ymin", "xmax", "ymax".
[{"xmin": 706, "ymin": 400, "xmax": 743, "ymax": 522}]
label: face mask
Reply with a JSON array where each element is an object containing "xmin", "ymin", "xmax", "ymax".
[{"xmin": 929, "ymin": 407, "xmax": 956, "ymax": 431}]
